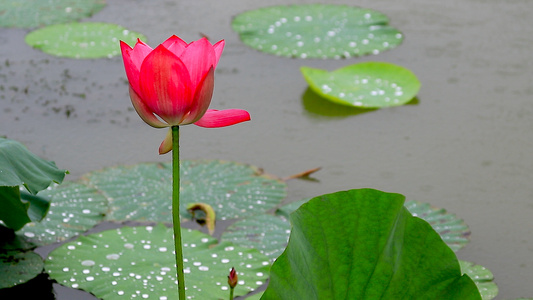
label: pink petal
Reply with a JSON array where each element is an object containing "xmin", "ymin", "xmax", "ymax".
[
  {"xmin": 179, "ymin": 37, "xmax": 216, "ymax": 87},
  {"xmin": 138, "ymin": 45, "xmax": 193, "ymax": 125},
  {"xmin": 129, "ymin": 87, "xmax": 168, "ymax": 128},
  {"xmin": 180, "ymin": 67, "xmax": 214, "ymax": 125},
  {"xmin": 194, "ymin": 109, "xmax": 251, "ymax": 128},
  {"xmin": 163, "ymin": 35, "xmax": 188, "ymax": 56},
  {"xmin": 158, "ymin": 128, "xmax": 173, "ymax": 154},
  {"xmin": 212, "ymin": 40, "xmax": 225, "ymax": 68},
  {"xmin": 120, "ymin": 40, "xmax": 152, "ymax": 94}
]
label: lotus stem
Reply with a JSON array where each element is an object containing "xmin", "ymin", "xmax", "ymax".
[{"xmin": 172, "ymin": 125, "xmax": 186, "ymax": 299}]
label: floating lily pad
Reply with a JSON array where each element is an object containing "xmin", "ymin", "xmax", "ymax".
[
  {"xmin": 460, "ymin": 260, "xmax": 498, "ymax": 300},
  {"xmin": 84, "ymin": 160, "xmax": 287, "ymax": 222},
  {"xmin": 0, "ymin": 251, "xmax": 44, "ymax": 289},
  {"xmin": 221, "ymin": 214, "xmax": 290, "ymax": 259},
  {"xmin": 232, "ymin": 4, "xmax": 403, "ymax": 59},
  {"xmin": 25, "ymin": 22, "xmax": 146, "ymax": 59},
  {"xmin": 0, "ymin": 0, "xmax": 105, "ymax": 28},
  {"xmin": 262, "ymin": 189, "xmax": 481, "ymax": 299},
  {"xmin": 17, "ymin": 182, "xmax": 108, "ymax": 246},
  {"xmin": 301, "ymin": 62, "xmax": 420, "ymax": 108},
  {"xmin": 45, "ymin": 224, "xmax": 270, "ymax": 299},
  {"xmin": 405, "ymin": 200, "xmax": 471, "ymax": 252}
]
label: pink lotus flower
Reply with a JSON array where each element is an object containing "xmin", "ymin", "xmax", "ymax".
[{"xmin": 120, "ymin": 36, "xmax": 250, "ymax": 154}]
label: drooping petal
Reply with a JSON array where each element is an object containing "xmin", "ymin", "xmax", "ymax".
[
  {"xmin": 128, "ymin": 87, "xmax": 168, "ymax": 128},
  {"xmin": 158, "ymin": 128, "xmax": 173, "ymax": 154},
  {"xmin": 194, "ymin": 109, "xmax": 251, "ymax": 128},
  {"xmin": 138, "ymin": 45, "xmax": 193, "ymax": 125},
  {"xmin": 120, "ymin": 40, "xmax": 152, "ymax": 94},
  {"xmin": 179, "ymin": 37, "xmax": 216, "ymax": 88},
  {"xmin": 212, "ymin": 40, "xmax": 225, "ymax": 68},
  {"xmin": 162, "ymin": 35, "xmax": 188, "ymax": 56},
  {"xmin": 180, "ymin": 67, "xmax": 214, "ymax": 125}
]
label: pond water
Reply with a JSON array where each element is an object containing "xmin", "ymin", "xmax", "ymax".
[{"xmin": 1, "ymin": 0, "xmax": 533, "ymax": 299}]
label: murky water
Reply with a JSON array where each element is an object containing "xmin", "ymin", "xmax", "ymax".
[{"xmin": 1, "ymin": 0, "xmax": 533, "ymax": 298}]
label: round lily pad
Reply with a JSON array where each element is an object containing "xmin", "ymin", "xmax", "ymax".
[
  {"xmin": 405, "ymin": 200, "xmax": 471, "ymax": 252},
  {"xmin": 0, "ymin": 0, "xmax": 105, "ymax": 28},
  {"xmin": 460, "ymin": 260, "xmax": 498, "ymax": 300},
  {"xmin": 232, "ymin": 4, "xmax": 403, "ymax": 59},
  {"xmin": 301, "ymin": 62, "xmax": 421, "ymax": 108},
  {"xmin": 0, "ymin": 250, "xmax": 44, "ymax": 289},
  {"xmin": 17, "ymin": 182, "xmax": 108, "ymax": 247},
  {"xmin": 45, "ymin": 224, "xmax": 270, "ymax": 299},
  {"xmin": 25, "ymin": 22, "xmax": 146, "ymax": 59},
  {"xmin": 83, "ymin": 160, "xmax": 287, "ymax": 222}
]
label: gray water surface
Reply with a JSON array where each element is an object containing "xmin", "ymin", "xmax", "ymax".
[{"xmin": 1, "ymin": 0, "xmax": 533, "ymax": 298}]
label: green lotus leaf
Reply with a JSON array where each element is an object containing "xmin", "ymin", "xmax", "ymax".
[
  {"xmin": 0, "ymin": 251, "xmax": 44, "ymax": 289},
  {"xmin": 405, "ymin": 200, "xmax": 471, "ymax": 252},
  {"xmin": 262, "ymin": 189, "xmax": 481, "ymax": 300},
  {"xmin": 46, "ymin": 224, "xmax": 270, "ymax": 299},
  {"xmin": 17, "ymin": 182, "xmax": 108, "ymax": 246},
  {"xmin": 460, "ymin": 260, "xmax": 498, "ymax": 300},
  {"xmin": 0, "ymin": 137, "xmax": 66, "ymax": 230},
  {"xmin": 232, "ymin": 4, "xmax": 403, "ymax": 59},
  {"xmin": 221, "ymin": 214, "xmax": 290, "ymax": 259},
  {"xmin": 83, "ymin": 160, "xmax": 287, "ymax": 223},
  {"xmin": 25, "ymin": 22, "xmax": 146, "ymax": 59},
  {"xmin": 0, "ymin": 0, "xmax": 105, "ymax": 28},
  {"xmin": 301, "ymin": 62, "xmax": 420, "ymax": 108}
]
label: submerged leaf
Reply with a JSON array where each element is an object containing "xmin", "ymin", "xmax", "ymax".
[
  {"xmin": 232, "ymin": 4, "xmax": 403, "ymax": 59},
  {"xmin": 0, "ymin": 251, "xmax": 44, "ymax": 289}
]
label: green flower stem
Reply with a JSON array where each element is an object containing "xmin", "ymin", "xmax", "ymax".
[
  {"xmin": 229, "ymin": 287, "xmax": 234, "ymax": 300},
  {"xmin": 172, "ymin": 125, "xmax": 186, "ymax": 299}
]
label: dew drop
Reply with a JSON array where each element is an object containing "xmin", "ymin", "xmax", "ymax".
[
  {"xmin": 327, "ymin": 31, "xmax": 336, "ymax": 37},
  {"xmin": 86, "ymin": 276, "xmax": 95, "ymax": 281},
  {"xmin": 81, "ymin": 260, "xmax": 95, "ymax": 266},
  {"xmin": 82, "ymin": 209, "xmax": 91, "ymax": 214},
  {"xmin": 199, "ymin": 266, "xmax": 209, "ymax": 271},
  {"xmin": 24, "ymin": 232, "xmax": 35, "ymax": 238},
  {"xmin": 221, "ymin": 259, "xmax": 230, "ymax": 263},
  {"xmin": 106, "ymin": 254, "xmax": 120, "ymax": 260},
  {"xmin": 124, "ymin": 243, "xmax": 134, "ymax": 249}
]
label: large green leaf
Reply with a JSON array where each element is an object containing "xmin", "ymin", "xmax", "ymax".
[
  {"xmin": 83, "ymin": 160, "xmax": 287, "ymax": 222},
  {"xmin": 0, "ymin": 0, "xmax": 105, "ymax": 28},
  {"xmin": 301, "ymin": 62, "xmax": 420, "ymax": 108},
  {"xmin": 232, "ymin": 4, "xmax": 403, "ymax": 59},
  {"xmin": 0, "ymin": 137, "xmax": 66, "ymax": 230},
  {"xmin": 262, "ymin": 189, "xmax": 481, "ymax": 300},
  {"xmin": 0, "ymin": 250, "xmax": 44, "ymax": 289},
  {"xmin": 46, "ymin": 224, "xmax": 270, "ymax": 299},
  {"xmin": 25, "ymin": 22, "xmax": 146, "ymax": 59},
  {"xmin": 0, "ymin": 138, "xmax": 66, "ymax": 194}
]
